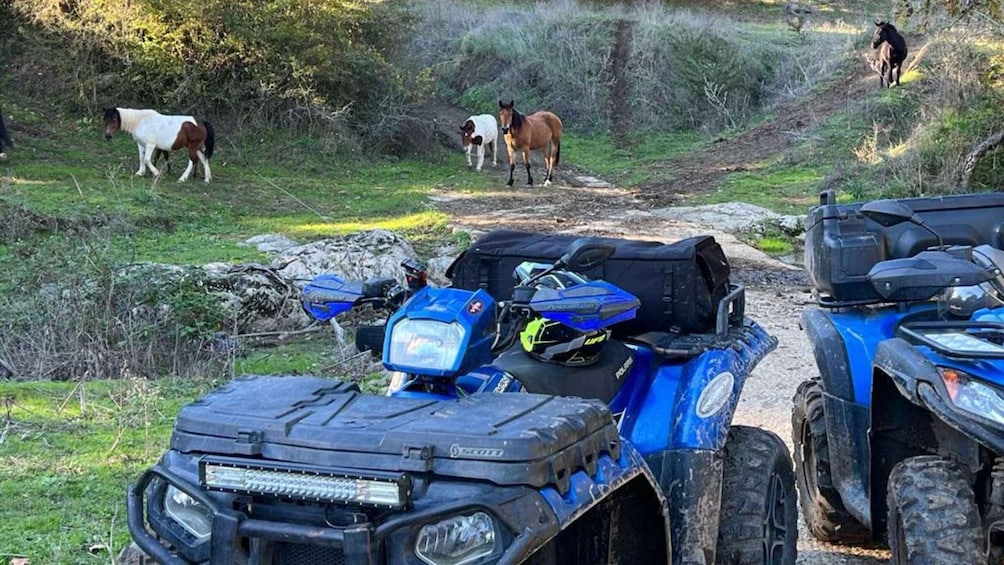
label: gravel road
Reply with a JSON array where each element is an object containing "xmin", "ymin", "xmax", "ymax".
[{"xmin": 734, "ymin": 266, "xmax": 888, "ymax": 564}]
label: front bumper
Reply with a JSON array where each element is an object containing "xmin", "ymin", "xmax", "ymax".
[{"xmin": 127, "ymin": 456, "xmax": 554, "ymax": 565}]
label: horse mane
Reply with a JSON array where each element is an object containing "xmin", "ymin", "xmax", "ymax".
[{"xmin": 510, "ymin": 109, "xmax": 524, "ymax": 130}]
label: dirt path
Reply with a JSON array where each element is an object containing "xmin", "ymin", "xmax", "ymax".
[
  {"xmin": 641, "ymin": 57, "xmax": 877, "ymax": 204},
  {"xmin": 428, "ymin": 60, "xmax": 892, "ymax": 562}
]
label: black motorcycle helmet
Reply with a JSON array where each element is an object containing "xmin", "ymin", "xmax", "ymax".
[{"xmin": 519, "ymin": 316, "xmax": 609, "ymax": 366}]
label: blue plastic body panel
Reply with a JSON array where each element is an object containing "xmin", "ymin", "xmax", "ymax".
[
  {"xmin": 382, "ymin": 286, "xmax": 496, "ymax": 378},
  {"xmin": 300, "ymin": 275, "xmax": 364, "ymax": 321},
  {"xmin": 615, "ymin": 321, "xmax": 777, "ymax": 455},
  {"xmin": 528, "ymin": 280, "xmax": 640, "ymax": 332}
]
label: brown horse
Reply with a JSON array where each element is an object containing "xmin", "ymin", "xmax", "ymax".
[{"xmin": 498, "ymin": 100, "xmax": 562, "ymax": 187}]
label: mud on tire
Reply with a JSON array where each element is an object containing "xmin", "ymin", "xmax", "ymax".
[
  {"xmin": 791, "ymin": 378, "xmax": 870, "ymax": 544},
  {"xmin": 715, "ymin": 425, "xmax": 797, "ymax": 565},
  {"xmin": 887, "ymin": 456, "xmax": 982, "ymax": 565}
]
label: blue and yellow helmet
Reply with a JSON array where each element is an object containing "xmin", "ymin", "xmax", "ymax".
[{"xmin": 519, "ymin": 317, "xmax": 609, "ymax": 366}]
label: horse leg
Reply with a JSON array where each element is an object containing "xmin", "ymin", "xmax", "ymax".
[
  {"xmin": 143, "ymin": 144, "xmax": 161, "ymax": 178},
  {"xmin": 491, "ymin": 140, "xmax": 497, "ymax": 167},
  {"xmin": 136, "ymin": 143, "xmax": 148, "ymax": 176},
  {"xmin": 895, "ymin": 62, "xmax": 902, "ymax": 86},
  {"xmin": 523, "ymin": 149, "xmax": 533, "ymax": 186},
  {"xmin": 506, "ymin": 148, "xmax": 516, "ymax": 186},
  {"xmin": 465, "ymin": 144, "xmax": 472, "ymax": 167},
  {"xmin": 197, "ymin": 149, "xmax": 212, "ymax": 183}
]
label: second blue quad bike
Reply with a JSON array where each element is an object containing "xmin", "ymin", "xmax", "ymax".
[
  {"xmin": 127, "ymin": 230, "xmax": 797, "ymax": 564},
  {"xmin": 797, "ymin": 190, "xmax": 1004, "ymax": 563}
]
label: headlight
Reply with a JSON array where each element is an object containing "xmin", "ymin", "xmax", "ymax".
[
  {"xmin": 164, "ymin": 485, "xmax": 213, "ymax": 540},
  {"xmin": 939, "ymin": 368, "xmax": 1004, "ymax": 425},
  {"xmin": 415, "ymin": 512, "xmax": 498, "ymax": 565},
  {"xmin": 387, "ymin": 319, "xmax": 466, "ymax": 372}
]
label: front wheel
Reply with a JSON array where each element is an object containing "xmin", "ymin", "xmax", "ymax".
[
  {"xmin": 887, "ymin": 456, "xmax": 982, "ymax": 565},
  {"xmin": 715, "ymin": 426, "xmax": 798, "ymax": 565}
]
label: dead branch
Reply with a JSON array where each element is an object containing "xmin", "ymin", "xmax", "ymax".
[{"xmin": 957, "ymin": 131, "xmax": 1004, "ymax": 192}]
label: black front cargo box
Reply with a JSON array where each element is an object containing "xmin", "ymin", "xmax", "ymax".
[
  {"xmin": 446, "ymin": 230, "xmax": 730, "ymax": 335},
  {"xmin": 171, "ymin": 375, "xmax": 620, "ymax": 494},
  {"xmin": 806, "ymin": 190, "xmax": 1004, "ymax": 302}
]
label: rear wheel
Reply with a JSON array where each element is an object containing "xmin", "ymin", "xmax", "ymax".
[
  {"xmin": 791, "ymin": 378, "xmax": 870, "ymax": 543},
  {"xmin": 715, "ymin": 426, "xmax": 797, "ymax": 565},
  {"xmin": 887, "ymin": 456, "xmax": 982, "ymax": 565}
]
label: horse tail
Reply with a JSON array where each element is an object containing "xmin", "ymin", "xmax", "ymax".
[
  {"xmin": 0, "ymin": 109, "xmax": 11, "ymax": 150},
  {"xmin": 202, "ymin": 120, "xmax": 215, "ymax": 159}
]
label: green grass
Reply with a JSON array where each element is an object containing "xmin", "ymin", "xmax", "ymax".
[
  {"xmin": 563, "ymin": 131, "xmax": 705, "ymax": 186},
  {"xmin": 694, "ymin": 163, "xmax": 826, "ymax": 214},
  {"xmin": 0, "ymin": 101, "xmax": 496, "ymax": 266},
  {"xmin": 755, "ymin": 236, "xmax": 793, "ymax": 255},
  {"xmin": 0, "ymin": 378, "xmax": 221, "ymax": 562}
]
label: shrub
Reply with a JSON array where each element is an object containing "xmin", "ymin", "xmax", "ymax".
[
  {"xmin": 406, "ymin": 0, "xmax": 836, "ymax": 134},
  {"xmin": 6, "ymin": 0, "xmax": 418, "ymax": 136},
  {"xmin": 0, "ymin": 230, "xmax": 230, "ymax": 380}
]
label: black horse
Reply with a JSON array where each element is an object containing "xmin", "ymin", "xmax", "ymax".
[
  {"xmin": 0, "ymin": 107, "xmax": 11, "ymax": 157},
  {"xmin": 872, "ymin": 21, "xmax": 907, "ymax": 88}
]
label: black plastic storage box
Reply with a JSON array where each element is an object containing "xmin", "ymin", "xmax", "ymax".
[
  {"xmin": 170, "ymin": 375, "xmax": 620, "ymax": 494},
  {"xmin": 805, "ymin": 190, "xmax": 1004, "ymax": 302},
  {"xmin": 446, "ymin": 230, "xmax": 730, "ymax": 335}
]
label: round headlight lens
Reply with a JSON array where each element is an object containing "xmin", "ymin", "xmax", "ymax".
[
  {"xmin": 164, "ymin": 485, "xmax": 213, "ymax": 540},
  {"xmin": 415, "ymin": 511, "xmax": 497, "ymax": 565}
]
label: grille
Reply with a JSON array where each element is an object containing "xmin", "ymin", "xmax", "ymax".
[{"xmin": 274, "ymin": 542, "xmax": 346, "ymax": 565}]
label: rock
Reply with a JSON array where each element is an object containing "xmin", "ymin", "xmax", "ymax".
[
  {"xmin": 574, "ymin": 175, "xmax": 613, "ymax": 188},
  {"xmin": 242, "ymin": 234, "xmax": 299, "ymax": 254},
  {"xmin": 241, "ymin": 234, "xmax": 298, "ymax": 254},
  {"xmin": 273, "ymin": 229, "xmax": 417, "ymax": 286},
  {"xmin": 651, "ymin": 202, "xmax": 806, "ymax": 236}
]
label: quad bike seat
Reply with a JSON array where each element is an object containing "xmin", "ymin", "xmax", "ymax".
[{"xmin": 492, "ymin": 341, "xmax": 634, "ymax": 403}]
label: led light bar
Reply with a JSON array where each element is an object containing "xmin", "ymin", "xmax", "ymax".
[{"xmin": 199, "ymin": 457, "xmax": 411, "ymax": 509}]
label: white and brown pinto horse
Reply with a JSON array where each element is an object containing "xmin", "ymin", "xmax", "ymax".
[
  {"xmin": 103, "ymin": 107, "xmax": 215, "ymax": 183},
  {"xmin": 498, "ymin": 100, "xmax": 562, "ymax": 187},
  {"xmin": 459, "ymin": 114, "xmax": 498, "ymax": 171}
]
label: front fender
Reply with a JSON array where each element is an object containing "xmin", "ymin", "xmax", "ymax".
[{"xmin": 872, "ymin": 337, "xmax": 941, "ymax": 402}]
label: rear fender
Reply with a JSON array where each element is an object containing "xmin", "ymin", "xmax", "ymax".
[
  {"xmin": 802, "ymin": 308, "xmax": 854, "ymax": 401},
  {"xmin": 632, "ymin": 321, "xmax": 777, "ymax": 453}
]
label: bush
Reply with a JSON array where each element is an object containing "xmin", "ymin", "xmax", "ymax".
[
  {"xmin": 5, "ymin": 0, "xmax": 418, "ymax": 136},
  {"xmin": 405, "ymin": 0, "xmax": 833, "ymax": 133},
  {"xmin": 0, "ymin": 230, "xmax": 230, "ymax": 380}
]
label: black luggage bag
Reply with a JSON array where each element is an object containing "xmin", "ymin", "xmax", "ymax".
[{"xmin": 445, "ymin": 230, "xmax": 731, "ymax": 335}]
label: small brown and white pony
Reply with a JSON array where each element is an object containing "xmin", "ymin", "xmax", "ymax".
[
  {"xmin": 498, "ymin": 100, "xmax": 562, "ymax": 187},
  {"xmin": 103, "ymin": 107, "xmax": 215, "ymax": 183},
  {"xmin": 459, "ymin": 114, "xmax": 498, "ymax": 171}
]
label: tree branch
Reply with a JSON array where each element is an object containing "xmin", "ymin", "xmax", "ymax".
[{"xmin": 957, "ymin": 131, "xmax": 1004, "ymax": 192}]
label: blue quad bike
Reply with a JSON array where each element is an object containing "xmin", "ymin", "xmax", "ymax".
[
  {"xmin": 796, "ymin": 189, "xmax": 1004, "ymax": 563},
  {"xmin": 127, "ymin": 232, "xmax": 798, "ymax": 564}
]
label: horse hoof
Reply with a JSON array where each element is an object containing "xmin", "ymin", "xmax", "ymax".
[{"xmin": 543, "ymin": 180, "xmax": 552, "ymax": 187}]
